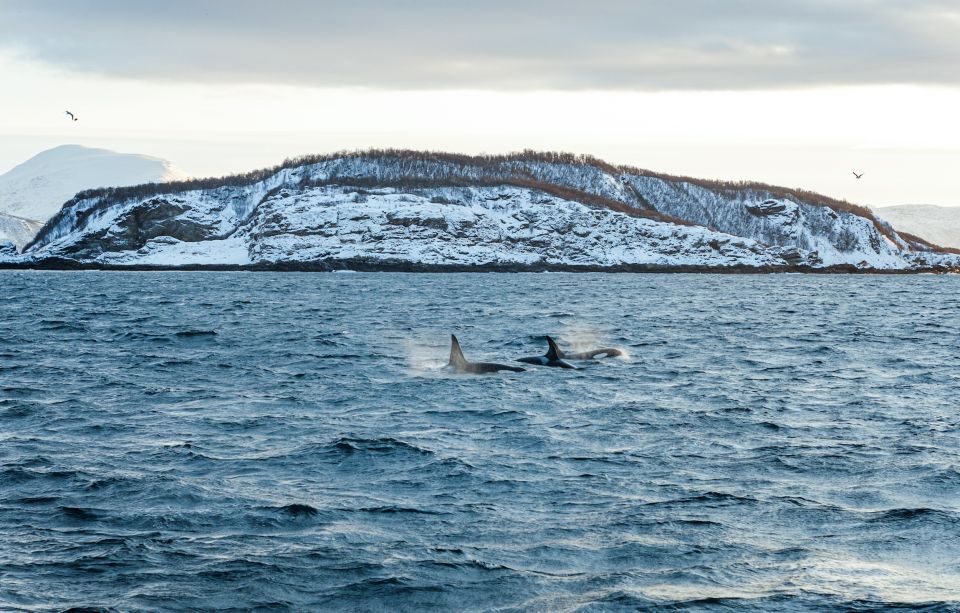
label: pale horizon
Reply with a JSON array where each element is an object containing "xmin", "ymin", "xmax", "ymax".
[{"xmin": 2, "ymin": 1, "xmax": 959, "ymax": 207}]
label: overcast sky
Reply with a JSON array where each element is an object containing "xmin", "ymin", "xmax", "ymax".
[{"xmin": 1, "ymin": 0, "xmax": 959, "ymax": 206}]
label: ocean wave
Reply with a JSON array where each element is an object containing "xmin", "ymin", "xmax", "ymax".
[{"xmin": 3, "ymin": 271, "xmax": 959, "ymax": 610}]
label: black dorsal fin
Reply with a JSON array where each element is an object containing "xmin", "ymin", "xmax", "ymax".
[
  {"xmin": 449, "ymin": 334, "xmax": 467, "ymax": 367},
  {"xmin": 545, "ymin": 336, "xmax": 563, "ymax": 360}
]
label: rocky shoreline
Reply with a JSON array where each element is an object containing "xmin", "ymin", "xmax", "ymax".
[{"xmin": 2, "ymin": 257, "xmax": 955, "ymax": 274}]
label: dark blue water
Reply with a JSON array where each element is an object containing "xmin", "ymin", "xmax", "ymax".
[{"xmin": 1, "ymin": 272, "xmax": 959, "ymax": 611}]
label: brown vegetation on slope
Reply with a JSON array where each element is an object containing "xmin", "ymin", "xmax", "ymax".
[
  {"xmin": 896, "ymin": 231, "xmax": 960, "ymax": 255},
  {"xmin": 31, "ymin": 148, "xmax": 908, "ymax": 250}
]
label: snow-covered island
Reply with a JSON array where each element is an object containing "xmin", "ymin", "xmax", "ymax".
[{"xmin": 2, "ymin": 150, "xmax": 958, "ymax": 272}]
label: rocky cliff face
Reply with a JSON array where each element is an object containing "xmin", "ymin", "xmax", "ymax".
[{"xmin": 7, "ymin": 151, "xmax": 959, "ymax": 271}]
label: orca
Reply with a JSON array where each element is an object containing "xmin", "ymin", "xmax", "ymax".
[
  {"xmin": 447, "ymin": 335, "xmax": 525, "ymax": 374},
  {"xmin": 517, "ymin": 336, "xmax": 577, "ymax": 369},
  {"xmin": 544, "ymin": 335, "xmax": 624, "ymax": 360}
]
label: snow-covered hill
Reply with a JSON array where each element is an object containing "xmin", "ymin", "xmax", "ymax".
[
  {"xmin": 873, "ymin": 205, "xmax": 960, "ymax": 250},
  {"xmin": 0, "ymin": 213, "xmax": 44, "ymax": 250},
  {"xmin": 5, "ymin": 150, "xmax": 958, "ymax": 271},
  {"xmin": 0, "ymin": 145, "xmax": 184, "ymax": 249}
]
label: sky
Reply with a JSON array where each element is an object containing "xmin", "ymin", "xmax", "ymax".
[{"xmin": 1, "ymin": 0, "xmax": 959, "ymax": 206}]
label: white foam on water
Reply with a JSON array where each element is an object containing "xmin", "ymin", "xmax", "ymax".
[{"xmin": 560, "ymin": 324, "xmax": 630, "ymax": 360}]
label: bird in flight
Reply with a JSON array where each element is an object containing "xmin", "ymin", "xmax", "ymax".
[
  {"xmin": 852, "ymin": 171, "xmax": 863, "ymax": 179},
  {"xmin": 64, "ymin": 110, "xmax": 78, "ymax": 122}
]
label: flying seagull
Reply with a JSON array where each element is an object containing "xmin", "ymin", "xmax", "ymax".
[
  {"xmin": 852, "ymin": 171, "xmax": 863, "ymax": 179},
  {"xmin": 64, "ymin": 111, "xmax": 78, "ymax": 122}
]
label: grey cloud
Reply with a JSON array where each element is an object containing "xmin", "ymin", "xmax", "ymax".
[{"xmin": 1, "ymin": 0, "xmax": 958, "ymax": 89}]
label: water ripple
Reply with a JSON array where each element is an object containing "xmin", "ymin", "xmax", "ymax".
[{"xmin": 1, "ymin": 271, "xmax": 959, "ymax": 611}]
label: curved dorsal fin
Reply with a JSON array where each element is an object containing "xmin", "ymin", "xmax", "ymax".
[
  {"xmin": 545, "ymin": 336, "xmax": 563, "ymax": 360},
  {"xmin": 449, "ymin": 334, "xmax": 467, "ymax": 367}
]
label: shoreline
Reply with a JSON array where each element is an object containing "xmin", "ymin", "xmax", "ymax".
[{"xmin": 1, "ymin": 258, "xmax": 956, "ymax": 274}]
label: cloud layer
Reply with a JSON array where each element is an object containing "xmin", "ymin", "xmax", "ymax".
[{"xmin": 1, "ymin": 0, "xmax": 959, "ymax": 90}]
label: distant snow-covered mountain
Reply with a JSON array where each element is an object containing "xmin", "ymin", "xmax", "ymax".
[
  {"xmin": 3, "ymin": 150, "xmax": 958, "ymax": 272},
  {"xmin": 0, "ymin": 213, "xmax": 44, "ymax": 250},
  {"xmin": 873, "ymin": 205, "xmax": 960, "ymax": 250},
  {"xmin": 0, "ymin": 145, "xmax": 184, "ymax": 249}
]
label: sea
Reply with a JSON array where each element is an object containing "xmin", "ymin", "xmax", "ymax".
[{"xmin": 1, "ymin": 271, "xmax": 958, "ymax": 611}]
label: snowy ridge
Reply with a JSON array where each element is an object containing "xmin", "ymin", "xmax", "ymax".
[
  {"xmin": 622, "ymin": 175, "xmax": 904, "ymax": 268},
  {"xmin": 27, "ymin": 168, "xmax": 299, "ymax": 255},
  {"xmin": 7, "ymin": 151, "xmax": 960, "ymax": 271},
  {"xmin": 873, "ymin": 205, "xmax": 960, "ymax": 250},
  {"xmin": 0, "ymin": 213, "xmax": 44, "ymax": 250},
  {"xmin": 22, "ymin": 184, "xmax": 778, "ymax": 269},
  {"xmin": 0, "ymin": 145, "xmax": 185, "ymax": 249}
]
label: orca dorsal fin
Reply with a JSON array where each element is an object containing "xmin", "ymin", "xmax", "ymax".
[
  {"xmin": 449, "ymin": 334, "xmax": 467, "ymax": 368},
  {"xmin": 545, "ymin": 336, "xmax": 563, "ymax": 360}
]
